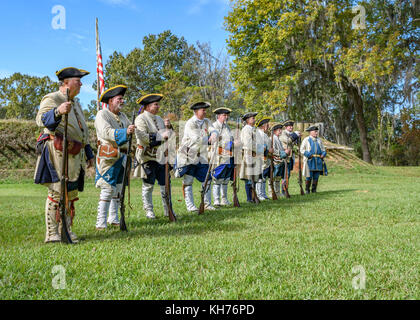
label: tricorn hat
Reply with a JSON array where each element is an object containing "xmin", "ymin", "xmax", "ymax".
[
  {"xmin": 100, "ymin": 85, "xmax": 127, "ymax": 104},
  {"xmin": 136, "ymin": 93, "xmax": 163, "ymax": 106},
  {"xmin": 305, "ymin": 125, "xmax": 319, "ymax": 132},
  {"xmin": 272, "ymin": 123, "xmax": 284, "ymax": 131},
  {"xmin": 242, "ymin": 112, "xmax": 258, "ymax": 122},
  {"xmin": 256, "ymin": 117, "xmax": 271, "ymax": 127},
  {"xmin": 213, "ymin": 107, "xmax": 232, "ymax": 115},
  {"xmin": 190, "ymin": 101, "xmax": 211, "ymax": 110},
  {"xmin": 56, "ymin": 67, "xmax": 90, "ymax": 81},
  {"xmin": 282, "ymin": 120, "xmax": 295, "ymax": 127}
]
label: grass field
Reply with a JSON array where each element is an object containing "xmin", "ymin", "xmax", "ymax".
[{"xmin": 0, "ymin": 165, "xmax": 419, "ymax": 300}]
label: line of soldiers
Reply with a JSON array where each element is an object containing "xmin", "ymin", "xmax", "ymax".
[{"xmin": 34, "ymin": 67, "xmax": 327, "ymax": 244}]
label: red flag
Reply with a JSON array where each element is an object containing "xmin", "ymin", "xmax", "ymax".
[{"xmin": 96, "ymin": 18, "xmax": 107, "ymax": 110}]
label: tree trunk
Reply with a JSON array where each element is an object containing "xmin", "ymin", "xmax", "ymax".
[
  {"xmin": 347, "ymin": 85, "xmax": 373, "ymax": 164},
  {"xmin": 334, "ymin": 99, "xmax": 352, "ymax": 146}
]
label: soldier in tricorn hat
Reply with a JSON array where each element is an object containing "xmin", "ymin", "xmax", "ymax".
[
  {"xmin": 211, "ymin": 107, "xmax": 235, "ymax": 207},
  {"xmin": 278, "ymin": 120, "xmax": 301, "ymax": 196},
  {"xmin": 239, "ymin": 112, "xmax": 262, "ymax": 203},
  {"xmin": 94, "ymin": 85, "xmax": 136, "ymax": 230},
  {"xmin": 134, "ymin": 94, "xmax": 175, "ymax": 219},
  {"xmin": 300, "ymin": 126, "xmax": 328, "ymax": 193},
  {"xmin": 175, "ymin": 101, "xmax": 219, "ymax": 212},
  {"xmin": 267, "ymin": 123, "xmax": 288, "ymax": 198},
  {"xmin": 35, "ymin": 67, "xmax": 94, "ymax": 243},
  {"xmin": 255, "ymin": 117, "xmax": 273, "ymax": 201}
]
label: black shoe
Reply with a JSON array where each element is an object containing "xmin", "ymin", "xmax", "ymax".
[
  {"xmin": 245, "ymin": 184, "xmax": 253, "ymax": 202},
  {"xmin": 305, "ymin": 180, "xmax": 311, "ymax": 194},
  {"xmin": 311, "ymin": 180, "xmax": 318, "ymax": 193}
]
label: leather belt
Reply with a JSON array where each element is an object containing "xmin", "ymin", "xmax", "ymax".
[
  {"xmin": 218, "ymin": 146, "xmax": 232, "ymax": 157},
  {"xmin": 50, "ymin": 134, "xmax": 84, "ymax": 155}
]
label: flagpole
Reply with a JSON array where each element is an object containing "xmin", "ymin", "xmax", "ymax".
[{"xmin": 96, "ymin": 18, "xmax": 100, "ymax": 112}]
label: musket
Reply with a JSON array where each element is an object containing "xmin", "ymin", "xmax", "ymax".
[
  {"xmin": 283, "ymin": 158, "xmax": 291, "ymax": 198},
  {"xmin": 199, "ymin": 128, "xmax": 220, "ymax": 215},
  {"xmin": 164, "ymin": 118, "xmax": 176, "ymax": 222},
  {"xmin": 269, "ymin": 128, "xmax": 278, "ymax": 200},
  {"xmin": 249, "ymin": 127, "xmax": 260, "ymax": 204},
  {"xmin": 231, "ymin": 117, "xmax": 240, "ymax": 208},
  {"xmin": 250, "ymin": 177, "xmax": 260, "ymax": 204},
  {"xmin": 298, "ymin": 137, "xmax": 305, "ymax": 196},
  {"xmin": 58, "ymin": 88, "xmax": 73, "ymax": 244},
  {"xmin": 119, "ymin": 111, "xmax": 135, "ymax": 231}
]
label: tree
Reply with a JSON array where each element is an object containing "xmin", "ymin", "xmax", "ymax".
[
  {"xmin": 0, "ymin": 73, "xmax": 58, "ymax": 119},
  {"xmin": 97, "ymin": 30, "xmax": 202, "ymax": 116},
  {"xmin": 93, "ymin": 31, "xmax": 242, "ymax": 121},
  {"xmin": 84, "ymin": 100, "xmax": 98, "ymax": 121},
  {"xmin": 225, "ymin": 0, "xmax": 418, "ymax": 163}
]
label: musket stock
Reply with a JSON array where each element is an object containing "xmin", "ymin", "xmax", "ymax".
[
  {"xmin": 199, "ymin": 128, "xmax": 220, "ymax": 214},
  {"xmin": 232, "ymin": 117, "xmax": 240, "ymax": 208},
  {"xmin": 298, "ymin": 137, "xmax": 305, "ymax": 196},
  {"xmin": 269, "ymin": 129, "xmax": 278, "ymax": 200},
  {"xmin": 119, "ymin": 111, "xmax": 135, "ymax": 231},
  {"xmin": 59, "ymin": 88, "xmax": 73, "ymax": 244},
  {"xmin": 164, "ymin": 120, "xmax": 176, "ymax": 222}
]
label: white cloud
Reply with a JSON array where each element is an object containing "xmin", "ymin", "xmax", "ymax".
[
  {"xmin": 71, "ymin": 33, "xmax": 86, "ymax": 40},
  {"xmin": 187, "ymin": 0, "xmax": 231, "ymax": 15},
  {"xmin": 97, "ymin": 0, "xmax": 141, "ymax": 11},
  {"xmin": 187, "ymin": 0, "xmax": 210, "ymax": 15},
  {"xmin": 99, "ymin": 0, "xmax": 132, "ymax": 6}
]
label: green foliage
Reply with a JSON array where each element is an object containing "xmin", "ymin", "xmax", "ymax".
[
  {"xmin": 94, "ymin": 31, "xmax": 240, "ymax": 120},
  {"xmin": 0, "ymin": 73, "xmax": 58, "ymax": 120},
  {"xmin": 225, "ymin": 0, "xmax": 418, "ymax": 164},
  {"xmin": 97, "ymin": 30, "xmax": 201, "ymax": 117}
]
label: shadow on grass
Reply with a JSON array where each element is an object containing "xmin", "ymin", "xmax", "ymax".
[
  {"xmin": 80, "ymin": 188, "xmax": 356, "ymax": 243},
  {"xmin": 1, "ymin": 187, "xmax": 356, "ymax": 246}
]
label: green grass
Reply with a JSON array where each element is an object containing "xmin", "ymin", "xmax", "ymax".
[{"xmin": 0, "ymin": 165, "xmax": 419, "ymax": 300}]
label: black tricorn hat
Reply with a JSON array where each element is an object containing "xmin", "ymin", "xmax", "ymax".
[
  {"xmin": 136, "ymin": 94, "xmax": 164, "ymax": 106},
  {"xmin": 56, "ymin": 67, "xmax": 90, "ymax": 81},
  {"xmin": 256, "ymin": 117, "xmax": 271, "ymax": 127},
  {"xmin": 305, "ymin": 125, "xmax": 319, "ymax": 132},
  {"xmin": 282, "ymin": 120, "xmax": 295, "ymax": 127},
  {"xmin": 100, "ymin": 85, "xmax": 127, "ymax": 104},
  {"xmin": 190, "ymin": 101, "xmax": 211, "ymax": 110},
  {"xmin": 272, "ymin": 123, "xmax": 284, "ymax": 131},
  {"xmin": 213, "ymin": 107, "xmax": 232, "ymax": 115},
  {"xmin": 242, "ymin": 112, "xmax": 258, "ymax": 121}
]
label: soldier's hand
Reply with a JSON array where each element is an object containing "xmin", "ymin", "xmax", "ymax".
[
  {"xmin": 57, "ymin": 102, "xmax": 72, "ymax": 115},
  {"xmin": 164, "ymin": 119, "xmax": 172, "ymax": 129},
  {"xmin": 268, "ymin": 148, "xmax": 274, "ymax": 154},
  {"xmin": 127, "ymin": 125, "xmax": 136, "ymax": 135},
  {"xmin": 87, "ymin": 158, "xmax": 94, "ymax": 169},
  {"xmin": 285, "ymin": 148, "xmax": 291, "ymax": 155},
  {"xmin": 208, "ymin": 133, "xmax": 217, "ymax": 144},
  {"xmin": 161, "ymin": 131, "xmax": 170, "ymax": 140}
]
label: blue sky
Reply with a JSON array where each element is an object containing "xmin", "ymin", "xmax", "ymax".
[{"xmin": 1, "ymin": 0, "xmax": 231, "ymax": 108}]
